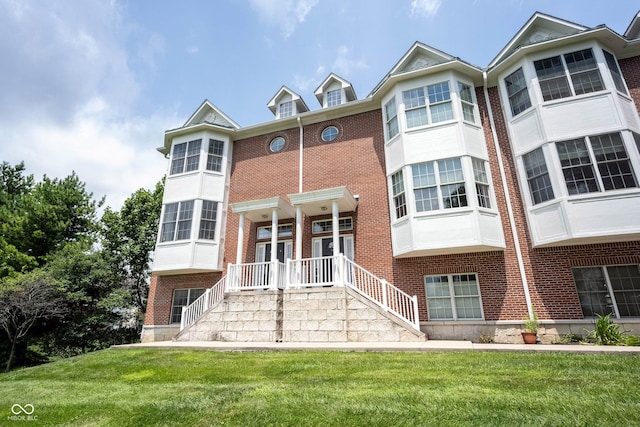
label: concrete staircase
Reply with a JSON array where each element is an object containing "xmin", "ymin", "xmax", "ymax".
[{"xmin": 173, "ymin": 286, "xmax": 425, "ymax": 343}]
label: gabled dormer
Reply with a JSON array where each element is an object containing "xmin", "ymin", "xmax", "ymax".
[
  {"xmin": 267, "ymin": 86, "xmax": 309, "ymax": 119},
  {"xmin": 489, "ymin": 12, "xmax": 587, "ymax": 68},
  {"xmin": 314, "ymin": 73, "xmax": 357, "ymax": 108}
]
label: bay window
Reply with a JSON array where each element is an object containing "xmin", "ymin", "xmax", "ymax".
[
  {"xmin": 391, "ymin": 170, "xmax": 407, "ymax": 219},
  {"xmin": 523, "ymin": 147, "xmax": 555, "ymax": 205},
  {"xmin": 556, "ymin": 132, "xmax": 637, "ymax": 195},
  {"xmin": 412, "ymin": 158, "xmax": 467, "ymax": 212},
  {"xmin": 534, "ymin": 48, "xmax": 604, "ymax": 101},
  {"xmin": 160, "ymin": 200, "xmax": 194, "ymax": 242},
  {"xmin": 504, "ymin": 67, "xmax": 531, "ymax": 117},
  {"xmin": 458, "ymin": 82, "xmax": 476, "ymax": 123},
  {"xmin": 170, "ymin": 139, "xmax": 201, "ymax": 175},
  {"xmin": 385, "ymin": 97, "xmax": 399, "ymax": 139},
  {"xmin": 198, "ymin": 201, "xmax": 218, "ymax": 240},
  {"xmin": 402, "ymin": 81, "xmax": 453, "ymax": 129},
  {"xmin": 206, "ymin": 139, "xmax": 224, "ymax": 172},
  {"xmin": 603, "ymin": 50, "xmax": 627, "ymax": 94}
]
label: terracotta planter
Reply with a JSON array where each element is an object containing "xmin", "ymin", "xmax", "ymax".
[{"xmin": 521, "ymin": 331, "xmax": 537, "ymax": 344}]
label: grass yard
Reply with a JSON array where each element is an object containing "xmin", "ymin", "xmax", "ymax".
[{"xmin": 1, "ymin": 348, "xmax": 639, "ymax": 426}]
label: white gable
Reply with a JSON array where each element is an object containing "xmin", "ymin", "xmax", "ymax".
[{"xmin": 184, "ymin": 100, "xmax": 239, "ymax": 129}]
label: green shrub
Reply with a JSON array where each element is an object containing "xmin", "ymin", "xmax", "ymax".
[{"xmin": 586, "ymin": 314, "xmax": 626, "ymax": 345}]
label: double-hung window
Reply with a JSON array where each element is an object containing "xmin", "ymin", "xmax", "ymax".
[
  {"xmin": 198, "ymin": 201, "xmax": 218, "ymax": 240},
  {"xmin": 504, "ymin": 67, "xmax": 531, "ymax": 117},
  {"xmin": 573, "ymin": 265, "xmax": 640, "ymax": 318},
  {"xmin": 412, "ymin": 158, "xmax": 467, "ymax": 212},
  {"xmin": 523, "ymin": 147, "xmax": 555, "ymax": 204},
  {"xmin": 391, "ymin": 170, "xmax": 407, "ymax": 219},
  {"xmin": 170, "ymin": 139, "xmax": 201, "ymax": 175},
  {"xmin": 458, "ymin": 82, "xmax": 476, "ymax": 123},
  {"xmin": 160, "ymin": 200, "xmax": 194, "ymax": 242},
  {"xmin": 425, "ymin": 274, "xmax": 483, "ymax": 320},
  {"xmin": 603, "ymin": 50, "xmax": 627, "ymax": 94},
  {"xmin": 384, "ymin": 97, "xmax": 399, "ymax": 139},
  {"xmin": 171, "ymin": 288, "xmax": 205, "ymax": 324},
  {"xmin": 556, "ymin": 132, "xmax": 637, "ymax": 195},
  {"xmin": 403, "ymin": 82, "xmax": 453, "ymax": 129},
  {"xmin": 326, "ymin": 89, "xmax": 341, "ymax": 107},
  {"xmin": 206, "ymin": 139, "xmax": 224, "ymax": 172},
  {"xmin": 472, "ymin": 158, "xmax": 491, "ymax": 208},
  {"xmin": 534, "ymin": 48, "xmax": 604, "ymax": 101}
]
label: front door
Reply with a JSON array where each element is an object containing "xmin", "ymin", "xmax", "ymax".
[
  {"xmin": 312, "ymin": 235, "xmax": 354, "ymax": 283},
  {"xmin": 256, "ymin": 241, "xmax": 292, "ymax": 287}
]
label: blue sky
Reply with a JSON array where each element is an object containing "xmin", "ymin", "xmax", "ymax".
[{"xmin": 1, "ymin": 0, "xmax": 638, "ymax": 210}]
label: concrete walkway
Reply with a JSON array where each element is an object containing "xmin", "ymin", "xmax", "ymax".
[{"xmin": 115, "ymin": 340, "xmax": 640, "ymax": 354}]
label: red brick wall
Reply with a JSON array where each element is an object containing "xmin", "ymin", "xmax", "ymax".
[
  {"xmin": 225, "ymin": 110, "xmax": 395, "ymax": 280},
  {"xmin": 145, "ymin": 272, "xmax": 222, "ymax": 325},
  {"xmin": 620, "ymin": 56, "xmax": 640, "ymax": 110}
]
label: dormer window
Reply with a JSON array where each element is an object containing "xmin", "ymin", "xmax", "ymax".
[
  {"xmin": 279, "ymin": 101, "xmax": 293, "ymax": 118},
  {"xmin": 327, "ymin": 89, "xmax": 342, "ymax": 107}
]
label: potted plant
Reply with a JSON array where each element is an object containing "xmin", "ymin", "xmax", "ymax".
[{"xmin": 521, "ymin": 311, "xmax": 539, "ymax": 344}]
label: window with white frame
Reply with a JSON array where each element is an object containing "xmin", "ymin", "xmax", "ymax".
[
  {"xmin": 425, "ymin": 274, "xmax": 483, "ymax": 320},
  {"xmin": 603, "ymin": 50, "xmax": 627, "ymax": 94},
  {"xmin": 573, "ymin": 265, "xmax": 640, "ymax": 318},
  {"xmin": 523, "ymin": 147, "xmax": 555, "ymax": 205},
  {"xmin": 279, "ymin": 101, "xmax": 293, "ymax": 118},
  {"xmin": 556, "ymin": 132, "xmax": 637, "ymax": 195},
  {"xmin": 385, "ymin": 97, "xmax": 399, "ymax": 139},
  {"xmin": 312, "ymin": 218, "xmax": 353, "ymax": 234},
  {"xmin": 170, "ymin": 139, "xmax": 201, "ymax": 175},
  {"xmin": 458, "ymin": 82, "xmax": 476, "ymax": 123},
  {"xmin": 198, "ymin": 201, "xmax": 217, "ymax": 240},
  {"xmin": 472, "ymin": 158, "xmax": 491, "ymax": 208},
  {"xmin": 326, "ymin": 89, "xmax": 341, "ymax": 107},
  {"xmin": 634, "ymin": 132, "xmax": 640, "ymax": 155},
  {"xmin": 171, "ymin": 288, "xmax": 205, "ymax": 324},
  {"xmin": 412, "ymin": 158, "xmax": 467, "ymax": 212},
  {"xmin": 534, "ymin": 48, "xmax": 604, "ymax": 102},
  {"xmin": 206, "ymin": 139, "xmax": 224, "ymax": 172},
  {"xmin": 391, "ymin": 170, "xmax": 407, "ymax": 219},
  {"xmin": 403, "ymin": 81, "xmax": 453, "ymax": 128},
  {"xmin": 504, "ymin": 67, "xmax": 531, "ymax": 117},
  {"xmin": 256, "ymin": 224, "xmax": 293, "ymax": 240},
  {"xmin": 160, "ymin": 200, "xmax": 194, "ymax": 242}
]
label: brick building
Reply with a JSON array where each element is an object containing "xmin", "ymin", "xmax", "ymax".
[{"xmin": 142, "ymin": 11, "xmax": 640, "ymax": 343}]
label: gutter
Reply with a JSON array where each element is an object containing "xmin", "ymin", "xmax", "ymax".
[
  {"xmin": 482, "ymin": 71, "xmax": 534, "ymax": 320},
  {"xmin": 297, "ymin": 116, "xmax": 303, "ymax": 193}
]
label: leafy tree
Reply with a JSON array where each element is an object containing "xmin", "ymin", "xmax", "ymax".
[
  {"xmin": 101, "ymin": 179, "xmax": 164, "ymax": 314},
  {"xmin": 43, "ymin": 243, "xmax": 137, "ymax": 356},
  {"xmin": 0, "ymin": 270, "xmax": 67, "ymax": 372}
]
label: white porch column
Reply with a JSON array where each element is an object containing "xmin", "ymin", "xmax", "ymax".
[
  {"xmin": 236, "ymin": 213, "xmax": 245, "ymax": 264},
  {"xmin": 295, "ymin": 206, "xmax": 302, "ymax": 260},
  {"xmin": 332, "ymin": 200, "xmax": 342, "ymax": 285},
  {"xmin": 332, "ymin": 200, "xmax": 340, "ymax": 256},
  {"xmin": 270, "ymin": 208, "xmax": 279, "ymax": 290},
  {"xmin": 270, "ymin": 208, "xmax": 279, "ymax": 263}
]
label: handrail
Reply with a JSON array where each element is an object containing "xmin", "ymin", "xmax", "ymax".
[
  {"xmin": 227, "ymin": 261, "xmax": 286, "ymax": 291},
  {"xmin": 344, "ymin": 256, "xmax": 420, "ymax": 330},
  {"xmin": 180, "ymin": 276, "xmax": 227, "ymax": 331}
]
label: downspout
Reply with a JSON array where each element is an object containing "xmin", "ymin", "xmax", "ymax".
[
  {"xmin": 297, "ymin": 116, "xmax": 303, "ymax": 193},
  {"xmin": 482, "ymin": 71, "xmax": 534, "ymax": 319}
]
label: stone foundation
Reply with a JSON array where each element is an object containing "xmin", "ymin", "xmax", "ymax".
[{"xmin": 174, "ymin": 287, "xmax": 425, "ymax": 343}]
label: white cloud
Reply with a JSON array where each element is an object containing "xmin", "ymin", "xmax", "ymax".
[
  {"xmin": 249, "ymin": 0, "xmax": 319, "ymax": 38},
  {"xmin": 410, "ymin": 0, "xmax": 442, "ymax": 18},
  {"xmin": 332, "ymin": 45, "xmax": 367, "ymax": 76},
  {"xmin": 187, "ymin": 46, "xmax": 200, "ymax": 54},
  {"xmin": 0, "ymin": 0, "xmax": 174, "ymax": 210}
]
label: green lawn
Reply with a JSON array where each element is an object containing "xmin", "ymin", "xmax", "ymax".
[{"xmin": 1, "ymin": 348, "xmax": 639, "ymax": 426}]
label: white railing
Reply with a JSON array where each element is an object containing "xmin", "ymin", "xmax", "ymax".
[
  {"xmin": 287, "ymin": 256, "xmax": 339, "ymax": 288},
  {"xmin": 344, "ymin": 257, "xmax": 420, "ymax": 330},
  {"xmin": 179, "ymin": 255, "xmax": 420, "ymax": 332},
  {"xmin": 180, "ymin": 276, "xmax": 227, "ymax": 330},
  {"xmin": 227, "ymin": 261, "xmax": 286, "ymax": 291}
]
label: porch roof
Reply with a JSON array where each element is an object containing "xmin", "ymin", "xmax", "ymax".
[
  {"xmin": 231, "ymin": 196, "xmax": 296, "ymax": 222},
  {"xmin": 288, "ymin": 186, "xmax": 358, "ymax": 217}
]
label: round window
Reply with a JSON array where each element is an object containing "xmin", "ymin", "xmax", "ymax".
[
  {"xmin": 321, "ymin": 126, "xmax": 339, "ymax": 142},
  {"xmin": 269, "ymin": 136, "xmax": 285, "ymax": 152}
]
